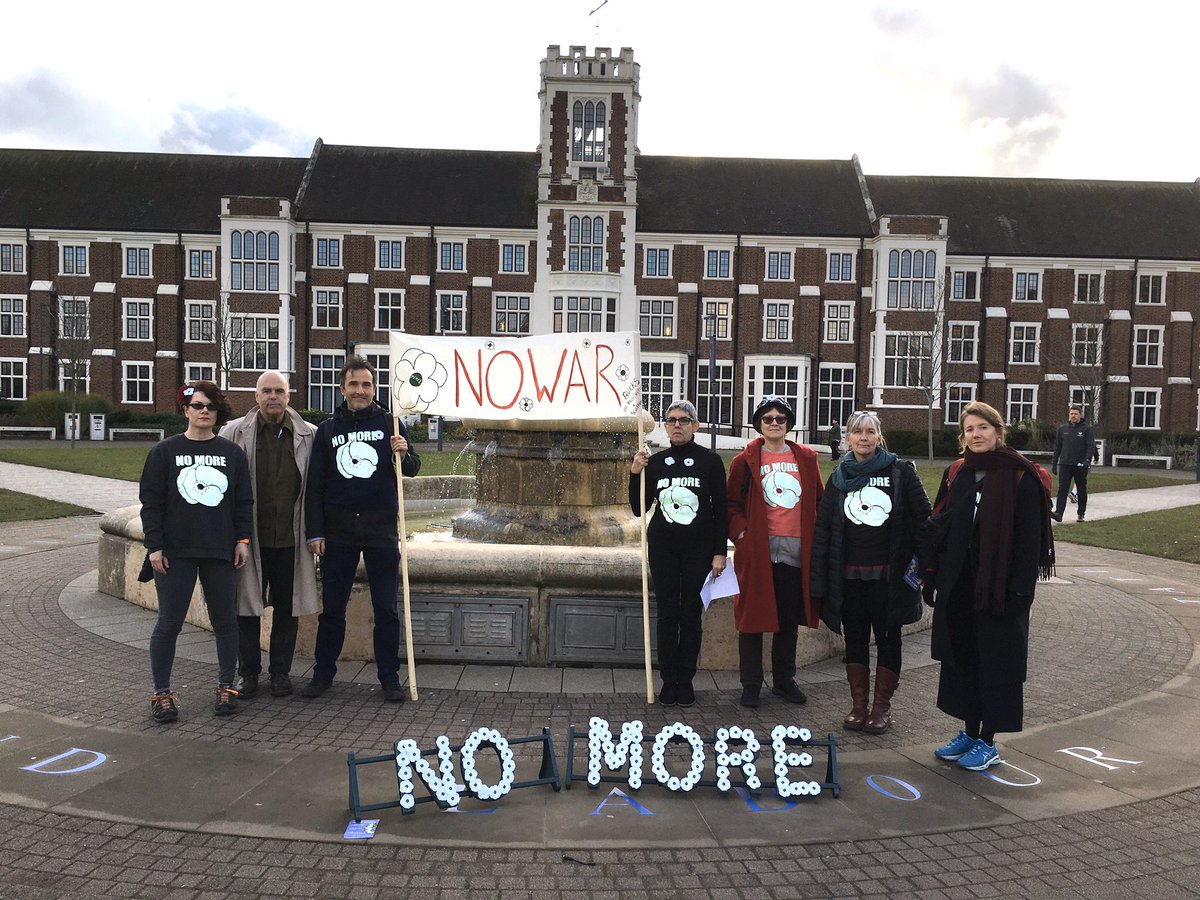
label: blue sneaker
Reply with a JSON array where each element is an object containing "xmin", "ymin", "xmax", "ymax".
[
  {"xmin": 956, "ymin": 739, "xmax": 1001, "ymax": 771},
  {"xmin": 933, "ymin": 730, "xmax": 975, "ymax": 761}
]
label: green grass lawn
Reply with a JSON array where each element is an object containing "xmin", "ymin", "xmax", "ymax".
[
  {"xmin": 0, "ymin": 488, "xmax": 95, "ymax": 522},
  {"xmin": 1057, "ymin": 506, "xmax": 1200, "ymax": 565}
]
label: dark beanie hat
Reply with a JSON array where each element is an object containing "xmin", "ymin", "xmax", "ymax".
[{"xmin": 752, "ymin": 395, "xmax": 795, "ymax": 433}]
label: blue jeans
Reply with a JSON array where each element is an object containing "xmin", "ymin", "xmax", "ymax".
[{"xmin": 312, "ymin": 541, "xmax": 401, "ymax": 684}]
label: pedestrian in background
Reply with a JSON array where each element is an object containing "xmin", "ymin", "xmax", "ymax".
[{"xmin": 1050, "ymin": 404, "xmax": 1098, "ymax": 523}]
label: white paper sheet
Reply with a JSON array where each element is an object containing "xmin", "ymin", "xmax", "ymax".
[{"xmin": 700, "ymin": 566, "xmax": 740, "ymax": 609}]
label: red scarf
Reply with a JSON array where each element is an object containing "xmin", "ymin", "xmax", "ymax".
[{"xmin": 962, "ymin": 446, "xmax": 1055, "ymax": 614}]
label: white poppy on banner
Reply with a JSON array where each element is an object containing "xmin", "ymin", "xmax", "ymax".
[{"xmin": 392, "ymin": 348, "xmax": 448, "ymax": 414}]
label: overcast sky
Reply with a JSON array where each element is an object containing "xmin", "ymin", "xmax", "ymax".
[{"xmin": 1, "ymin": 0, "xmax": 1194, "ymax": 183}]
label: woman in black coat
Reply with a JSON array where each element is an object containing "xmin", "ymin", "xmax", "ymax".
[
  {"xmin": 925, "ymin": 401, "xmax": 1054, "ymax": 772},
  {"xmin": 811, "ymin": 411, "xmax": 931, "ymax": 734}
]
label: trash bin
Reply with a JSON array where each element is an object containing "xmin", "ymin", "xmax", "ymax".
[
  {"xmin": 63, "ymin": 413, "xmax": 80, "ymax": 441},
  {"xmin": 90, "ymin": 413, "xmax": 107, "ymax": 441}
]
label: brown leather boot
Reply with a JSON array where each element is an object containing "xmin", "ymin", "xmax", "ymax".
[
  {"xmin": 863, "ymin": 667, "xmax": 899, "ymax": 734},
  {"xmin": 843, "ymin": 664, "xmax": 870, "ymax": 731}
]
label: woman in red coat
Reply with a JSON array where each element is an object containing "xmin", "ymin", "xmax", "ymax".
[{"xmin": 727, "ymin": 397, "xmax": 824, "ymax": 708}]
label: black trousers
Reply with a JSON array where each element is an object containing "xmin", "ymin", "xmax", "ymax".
[
  {"xmin": 842, "ymin": 578, "xmax": 902, "ymax": 672},
  {"xmin": 1055, "ymin": 464, "xmax": 1090, "ymax": 517},
  {"xmin": 739, "ymin": 561, "xmax": 803, "ymax": 687},
  {"xmin": 649, "ymin": 547, "xmax": 710, "ymax": 686},
  {"xmin": 238, "ymin": 546, "xmax": 299, "ymax": 677}
]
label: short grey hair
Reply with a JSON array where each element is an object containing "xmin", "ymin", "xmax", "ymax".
[
  {"xmin": 845, "ymin": 410, "xmax": 883, "ymax": 441},
  {"xmin": 664, "ymin": 400, "xmax": 698, "ymax": 421}
]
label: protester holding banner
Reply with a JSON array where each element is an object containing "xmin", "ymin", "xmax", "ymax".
[
  {"xmin": 141, "ymin": 382, "xmax": 253, "ymax": 723},
  {"xmin": 726, "ymin": 396, "xmax": 823, "ymax": 708},
  {"xmin": 629, "ymin": 400, "xmax": 728, "ymax": 707},
  {"xmin": 303, "ymin": 356, "xmax": 420, "ymax": 703},
  {"xmin": 810, "ymin": 411, "xmax": 931, "ymax": 734}
]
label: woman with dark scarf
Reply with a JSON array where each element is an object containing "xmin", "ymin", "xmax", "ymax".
[
  {"xmin": 811, "ymin": 411, "xmax": 931, "ymax": 734},
  {"xmin": 926, "ymin": 401, "xmax": 1054, "ymax": 771}
]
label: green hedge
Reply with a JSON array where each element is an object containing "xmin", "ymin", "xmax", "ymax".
[
  {"xmin": 882, "ymin": 428, "xmax": 962, "ymax": 458},
  {"xmin": 19, "ymin": 391, "xmax": 114, "ymax": 428}
]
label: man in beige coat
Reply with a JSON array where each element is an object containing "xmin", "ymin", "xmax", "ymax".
[{"xmin": 220, "ymin": 371, "xmax": 319, "ymax": 698}]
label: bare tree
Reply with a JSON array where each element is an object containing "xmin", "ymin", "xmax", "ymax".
[
  {"xmin": 48, "ymin": 289, "xmax": 93, "ymax": 449},
  {"xmin": 911, "ymin": 275, "xmax": 947, "ymax": 464},
  {"xmin": 212, "ymin": 291, "xmax": 237, "ymax": 389},
  {"xmin": 1064, "ymin": 300, "xmax": 1107, "ymax": 430}
]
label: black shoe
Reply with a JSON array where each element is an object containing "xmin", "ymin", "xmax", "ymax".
[
  {"xmin": 236, "ymin": 674, "xmax": 259, "ymax": 700},
  {"xmin": 301, "ymin": 678, "xmax": 332, "ymax": 699},
  {"xmin": 1077, "ymin": 515, "xmax": 1086, "ymax": 523},
  {"xmin": 150, "ymin": 690, "xmax": 179, "ymax": 724},
  {"xmin": 676, "ymin": 683, "xmax": 695, "ymax": 707},
  {"xmin": 771, "ymin": 679, "xmax": 808, "ymax": 705},
  {"xmin": 740, "ymin": 684, "xmax": 760, "ymax": 708},
  {"xmin": 1050, "ymin": 509, "xmax": 1063, "ymax": 522},
  {"xmin": 381, "ymin": 682, "xmax": 406, "ymax": 703},
  {"xmin": 214, "ymin": 685, "xmax": 239, "ymax": 716},
  {"xmin": 658, "ymin": 682, "xmax": 679, "ymax": 706},
  {"xmin": 269, "ymin": 673, "xmax": 293, "ymax": 697}
]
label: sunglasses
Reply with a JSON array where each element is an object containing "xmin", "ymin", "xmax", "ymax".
[
  {"xmin": 664, "ymin": 417, "xmax": 693, "ymax": 426},
  {"xmin": 760, "ymin": 415, "xmax": 788, "ymax": 425},
  {"xmin": 187, "ymin": 402, "xmax": 219, "ymax": 412}
]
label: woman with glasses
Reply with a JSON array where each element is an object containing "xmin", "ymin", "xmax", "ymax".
[
  {"xmin": 139, "ymin": 382, "xmax": 253, "ymax": 724},
  {"xmin": 810, "ymin": 411, "xmax": 931, "ymax": 734},
  {"xmin": 630, "ymin": 400, "xmax": 728, "ymax": 707},
  {"xmin": 726, "ymin": 396, "xmax": 823, "ymax": 708}
]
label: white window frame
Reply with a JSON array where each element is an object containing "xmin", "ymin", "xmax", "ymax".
[
  {"xmin": 439, "ymin": 241, "xmax": 466, "ymax": 272},
  {"xmin": 438, "ymin": 292, "xmax": 466, "ymax": 334},
  {"xmin": 358, "ymin": 347, "xmax": 391, "ymax": 407},
  {"xmin": 1074, "ymin": 269, "xmax": 1103, "ymax": 304},
  {"xmin": 1130, "ymin": 388, "xmax": 1161, "ymax": 430},
  {"xmin": 745, "ymin": 358, "xmax": 804, "ymax": 433},
  {"xmin": 314, "ymin": 237, "xmax": 342, "ymax": 269},
  {"xmin": 638, "ymin": 296, "xmax": 675, "ymax": 339},
  {"xmin": 826, "ymin": 251, "xmax": 854, "ymax": 283},
  {"xmin": 762, "ymin": 299, "xmax": 792, "ymax": 341},
  {"xmin": 823, "ymin": 301, "xmax": 853, "ymax": 343},
  {"xmin": 766, "ymin": 250, "xmax": 792, "ymax": 282},
  {"xmin": 950, "ymin": 268, "xmax": 980, "ymax": 301},
  {"xmin": 186, "ymin": 247, "xmax": 214, "ymax": 280},
  {"xmin": 59, "ymin": 295, "xmax": 90, "ymax": 340},
  {"xmin": 1137, "ymin": 272, "xmax": 1166, "ymax": 305},
  {"xmin": 185, "ymin": 363, "xmax": 215, "ymax": 383},
  {"xmin": 1006, "ymin": 384, "xmax": 1039, "ymax": 423},
  {"xmin": 185, "ymin": 301, "xmax": 214, "ymax": 343},
  {"xmin": 313, "ymin": 288, "xmax": 343, "ymax": 330},
  {"xmin": 1012, "ymin": 269, "xmax": 1041, "ymax": 303},
  {"xmin": 1069, "ymin": 385, "xmax": 1098, "ymax": 422},
  {"xmin": 640, "ymin": 355, "xmax": 687, "ymax": 421},
  {"xmin": 122, "ymin": 298, "xmax": 154, "ymax": 341},
  {"xmin": 377, "ymin": 238, "xmax": 405, "ymax": 271},
  {"xmin": 696, "ymin": 360, "xmax": 734, "ymax": 426},
  {"xmin": 60, "ymin": 244, "xmax": 89, "ymax": 276},
  {"xmin": 375, "ymin": 290, "xmax": 406, "ymax": 332},
  {"xmin": 500, "ymin": 242, "xmax": 527, "ymax": 274},
  {"xmin": 570, "ymin": 96, "xmax": 608, "ymax": 163},
  {"xmin": 817, "ymin": 363, "xmax": 855, "ymax": 430},
  {"xmin": 1009, "ymin": 322, "xmax": 1041, "ymax": 365},
  {"xmin": 493, "ymin": 294, "xmax": 531, "ymax": 335},
  {"xmin": 644, "ymin": 246, "xmax": 671, "ymax": 279},
  {"xmin": 703, "ymin": 299, "xmax": 732, "ymax": 341},
  {"xmin": 0, "ymin": 295, "xmax": 26, "ymax": 337},
  {"xmin": 947, "ymin": 321, "xmax": 977, "ymax": 363},
  {"xmin": 122, "ymin": 361, "xmax": 154, "ymax": 404},
  {"xmin": 554, "ymin": 295, "xmax": 617, "ymax": 333},
  {"xmin": 0, "ymin": 358, "xmax": 27, "ymax": 400},
  {"xmin": 886, "ymin": 247, "xmax": 938, "ymax": 310},
  {"xmin": 123, "ymin": 244, "xmax": 152, "ymax": 278},
  {"xmin": 705, "ymin": 248, "xmax": 732, "ymax": 280},
  {"xmin": 308, "ymin": 351, "xmax": 346, "ymax": 413},
  {"xmin": 228, "ymin": 314, "xmax": 280, "ymax": 371},
  {"xmin": 0, "ymin": 242, "xmax": 25, "ymax": 274},
  {"xmin": 58, "ymin": 359, "xmax": 90, "ymax": 394},
  {"xmin": 567, "ymin": 216, "xmax": 604, "ymax": 273},
  {"xmin": 883, "ymin": 332, "xmax": 933, "ymax": 387},
  {"xmin": 945, "ymin": 383, "xmax": 976, "ymax": 425},
  {"xmin": 1071, "ymin": 323, "xmax": 1103, "ymax": 367},
  {"xmin": 229, "ymin": 229, "xmax": 280, "ymax": 293},
  {"xmin": 1133, "ymin": 326, "xmax": 1163, "ymax": 368}
]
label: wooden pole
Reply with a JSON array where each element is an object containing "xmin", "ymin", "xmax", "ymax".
[
  {"xmin": 394, "ymin": 413, "xmax": 419, "ymax": 702},
  {"xmin": 638, "ymin": 413, "xmax": 654, "ymax": 704}
]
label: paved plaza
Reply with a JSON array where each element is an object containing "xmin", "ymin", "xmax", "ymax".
[{"xmin": 1, "ymin": 463, "xmax": 1200, "ymax": 897}]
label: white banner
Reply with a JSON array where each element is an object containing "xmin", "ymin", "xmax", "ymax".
[{"xmin": 388, "ymin": 331, "xmax": 642, "ymax": 421}]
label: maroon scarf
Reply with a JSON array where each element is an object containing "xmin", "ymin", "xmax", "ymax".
[{"xmin": 961, "ymin": 446, "xmax": 1055, "ymax": 614}]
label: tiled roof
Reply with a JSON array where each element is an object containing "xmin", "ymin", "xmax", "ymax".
[
  {"xmin": 0, "ymin": 148, "xmax": 306, "ymax": 233},
  {"xmin": 295, "ymin": 144, "xmax": 540, "ymax": 228},
  {"xmin": 867, "ymin": 174, "xmax": 1200, "ymax": 259},
  {"xmin": 635, "ymin": 155, "xmax": 873, "ymax": 237}
]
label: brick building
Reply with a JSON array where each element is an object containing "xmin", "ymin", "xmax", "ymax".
[{"xmin": 1, "ymin": 45, "xmax": 1198, "ymax": 439}]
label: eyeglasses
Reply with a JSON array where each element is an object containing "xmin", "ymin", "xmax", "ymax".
[
  {"xmin": 664, "ymin": 417, "xmax": 693, "ymax": 426},
  {"xmin": 187, "ymin": 402, "xmax": 218, "ymax": 412},
  {"xmin": 760, "ymin": 415, "xmax": 788, "ymax": 425}
]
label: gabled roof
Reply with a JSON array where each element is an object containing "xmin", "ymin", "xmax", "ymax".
[
  {"xmin": 0, "ymin": 148, "xmax": 306, "ymax": 233},
  {"xmin": 296, "ymin": 144, "xmax": 540, "ymax": 228},
  {"xmin": 635, "ymin": 155, "xmax": 873, "ymax": 237},
  {"xmin": 867, "ymin": 174, "xmax": 1200, "ymax": 260}
]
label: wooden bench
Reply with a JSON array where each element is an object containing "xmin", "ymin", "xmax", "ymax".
[
  {"xmin": 1111, "ymin": 454, "xmax": 1173, "ymax": 470},
  {"xmin": 108, "ymin": 427, "xmax": 165, "ymax": 442},
  {"xmin": 0, "ymin": 425, "xmax": 56, "ymax": 439},
  {"xmin": 1022, "ymin": 449, "xmax": 1053, "ymax": 459}
]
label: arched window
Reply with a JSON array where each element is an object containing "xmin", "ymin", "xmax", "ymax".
[
  {"xmin": 231, "ymin": 231, "xmax": 242, "ymax": 260},
  {"xmin": 567, "ymin": 215, "xmax": 605, "ymax": 272},
  {"xmin": 571, "ymin": 99, "xmax": 606, "ymax": 163},
  {"xmin": 886, "ymin": 248, "xmax": 938, "ymax": 309}
]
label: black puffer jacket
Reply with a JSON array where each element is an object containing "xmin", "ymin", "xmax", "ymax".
[{"xmin": 810, "ymin": 460, "xmax": 931, "ymax": 634}]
